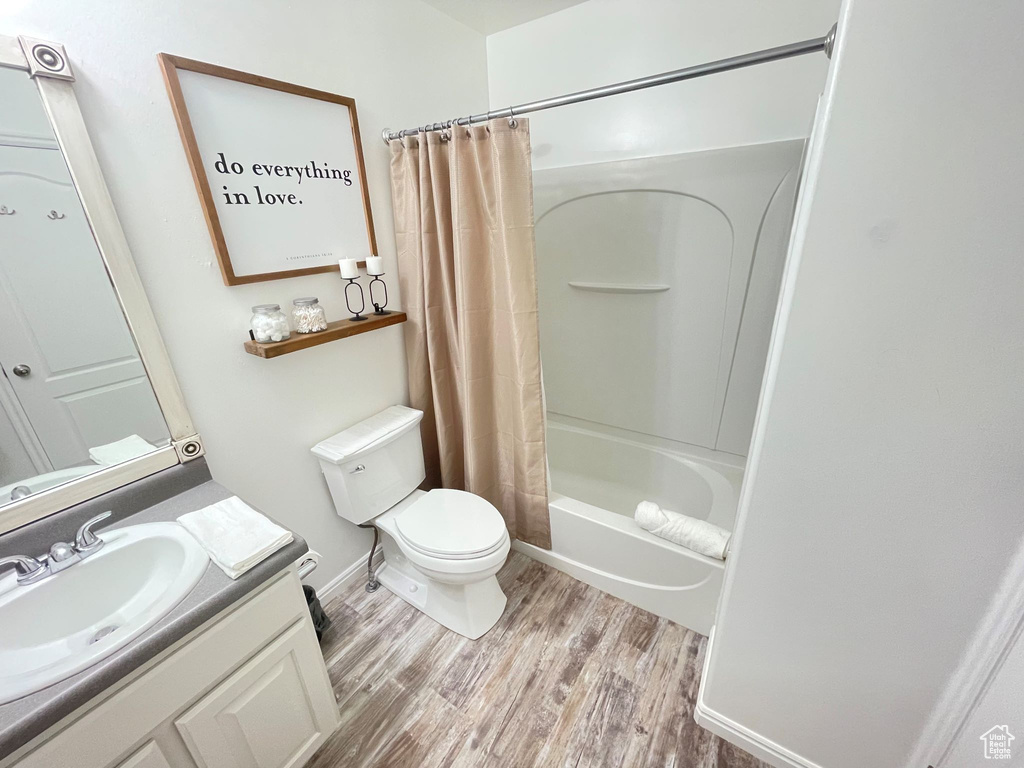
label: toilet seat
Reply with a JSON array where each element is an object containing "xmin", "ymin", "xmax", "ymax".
[{"xmin": 395, "ymin": 489, "xmax": 508, "ymax": 561}]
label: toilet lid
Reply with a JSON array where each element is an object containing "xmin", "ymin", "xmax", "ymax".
[{"xmin": 396, "ymin": 489, "xmax": 508, "ymax": 559}]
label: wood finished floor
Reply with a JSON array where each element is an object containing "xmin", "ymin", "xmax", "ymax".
[{"xmin": 308, "ymin": 552, "xmax": 768, "ymax": 768}]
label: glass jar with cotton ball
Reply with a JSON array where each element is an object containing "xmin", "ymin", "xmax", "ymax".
[
  {"xmin": 250, "ymin": 304, "xmax": 290, "ymax": 343},
  {"xmin": 291, "ymin": 297, "xmax": 328, "ymax": 333}
]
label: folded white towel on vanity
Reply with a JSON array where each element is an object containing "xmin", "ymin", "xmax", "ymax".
[
  {"xmin": 89, "ymin": 435, "xmax": 157, "ymax": 465},
  {"xmin": 634, "ymin": 501, "xmax": 731, "ymax": 560},
  {"xmin": 178, "ymin": 496, "xmax": 293, "ymax": 579}
]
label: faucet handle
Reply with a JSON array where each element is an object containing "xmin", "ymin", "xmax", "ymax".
[
  {"xmin": 75, "ymin": 511, "xmax": 112, "ymax": 554},
  {"xmin": 0, "ymin": 555, "xmax": 48, "ymax": 585}
]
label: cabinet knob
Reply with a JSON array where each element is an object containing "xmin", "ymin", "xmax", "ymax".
[{"xmin": 11, "ymin": 364, "xmax": 30, "ymax": 377}]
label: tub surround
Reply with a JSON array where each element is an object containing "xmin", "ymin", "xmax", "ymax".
[
  {"xmin": 534, "ymin": 142, "xmax": 803, "ymax": 459},
  {"xmin": 0, "ymin": 462, "xmax": 309, "ymax": 760}
]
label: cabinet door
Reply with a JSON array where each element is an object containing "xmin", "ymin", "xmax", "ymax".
[
  {"xmin": 114, "ymin": 741, "xmax": 175, "ymax": 768},
  {"xmin": 175, "ymin": 620, "xmax": 339, "ymax": 768}
]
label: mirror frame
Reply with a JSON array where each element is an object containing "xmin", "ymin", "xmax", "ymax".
[{"xmin": 0, "ymin": 35, "xmax": 204, "ymax": 534}]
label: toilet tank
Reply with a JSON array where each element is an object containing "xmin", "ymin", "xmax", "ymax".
[{"xmin": 311, "ymin": 406, "xmax": 425, "ymax": 525}]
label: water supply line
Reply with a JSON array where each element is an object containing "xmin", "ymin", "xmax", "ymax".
[{"xmin": 357, "ymin": 523, "xmax": 381, "ymax": 593}]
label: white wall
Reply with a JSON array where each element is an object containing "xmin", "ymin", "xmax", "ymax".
[
  {"xmin": 0, "ymin": 0, "xmax": 488, "ymax": 591},
  {"xmin": 698, "ymin": 0, "xmax": 1024, "ymax": 765},
  {"xmin": 486, "ymin": 0, "xmax": 839, "ymax": 170}
]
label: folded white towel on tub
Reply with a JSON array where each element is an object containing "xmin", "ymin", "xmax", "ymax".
[{"xmin": 634, "ymin": 500, "xmax": 731, "ymax": 560}]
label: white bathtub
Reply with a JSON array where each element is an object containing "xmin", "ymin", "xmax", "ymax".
[{"xmin": 513, "ymin": 418, "xmax": 743, "ymax": 635}]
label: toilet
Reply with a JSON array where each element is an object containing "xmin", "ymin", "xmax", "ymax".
[{"xmin": 312, "ymin": 406, "xmax": 511, "ymax": 639}]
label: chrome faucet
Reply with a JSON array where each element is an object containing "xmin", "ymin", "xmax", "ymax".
[{"xmin": 0, "ymin": 511, "xmax": 112, "ymax": 585}]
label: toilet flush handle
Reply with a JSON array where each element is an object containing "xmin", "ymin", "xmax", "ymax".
[{"xmin": 350, "ymin": 464, "xmax": 366, "ymax": 474}]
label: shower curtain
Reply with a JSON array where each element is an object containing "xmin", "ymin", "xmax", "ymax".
[{"xmin": 389, "ymin": 119, "xmax": 551, "ymax": 549}]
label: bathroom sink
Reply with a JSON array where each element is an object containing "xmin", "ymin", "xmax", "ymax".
[{"xmin": 0, "ymin": 522, "xmax": 209, "ymax": 704}]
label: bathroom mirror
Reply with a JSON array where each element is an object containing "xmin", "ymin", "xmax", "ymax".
[{"xmin": 0, "ymin": 36, "xmax": 202, "ymax": 534}]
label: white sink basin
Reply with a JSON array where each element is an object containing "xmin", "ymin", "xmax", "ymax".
[{"xmin": 0, "ymin": 522, "xmax": 209, "ymax": 704}]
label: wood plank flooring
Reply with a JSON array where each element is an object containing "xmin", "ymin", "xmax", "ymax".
[{"xmin": 308, "ymin": 553, "xmax": 768, "ymax": 768}]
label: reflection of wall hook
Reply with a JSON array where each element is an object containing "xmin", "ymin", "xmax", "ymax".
[
  {"xmin": 0, "ymin": 205, "xmax": 15, "ymax": 216},
  {"xmin": 47, "ymin": 210, "xmax": 66, "ymax": 220}
]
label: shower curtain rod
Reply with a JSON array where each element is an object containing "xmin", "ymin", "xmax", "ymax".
[{"xmin": 382, "ymin": 24, "xmax": 837, "ymax": 144}]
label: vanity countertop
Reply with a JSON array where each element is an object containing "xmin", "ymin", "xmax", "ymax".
[{"xmin": 0, "ymin": 479, "xmax": 309, "ymax": 761}]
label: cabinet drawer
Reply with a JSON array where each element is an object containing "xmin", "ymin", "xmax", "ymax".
[
  {"xmin": 15, "ymin": 572, "xmax": 305, "ymax": 768},
  {"xmin": 176, "ymin": 619, "xmax": 339, "ymax": 768}
]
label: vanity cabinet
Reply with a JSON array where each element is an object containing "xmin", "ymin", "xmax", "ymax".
[{"xmin": 9, "ymin": 570, "xmax": 339, "ymax": 768}]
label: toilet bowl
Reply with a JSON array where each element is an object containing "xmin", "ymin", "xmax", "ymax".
[
  {"xmin": 375, "ymin": 489, "xmax": 510, "ymax": 638},
  {"xmin": 312, "ymin": 406, "xmax": 511, "ymax": 639}
]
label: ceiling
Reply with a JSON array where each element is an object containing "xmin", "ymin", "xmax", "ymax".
[{"xmin": 419, "ymin": 0, "xmax": 590, "ymax": 35}]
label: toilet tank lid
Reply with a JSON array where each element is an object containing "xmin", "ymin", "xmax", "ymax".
[{"xmin": 311, "ymin": 405, "xmax": 423, "ymax": 464}]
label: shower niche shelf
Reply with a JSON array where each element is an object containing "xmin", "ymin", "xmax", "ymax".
[
  {"xmin": 568, "ymin": 281, "xmax": 670, "ymax": 294},
  {"xmin": 243, "ymin": 312, "xmax": 406, "ymax": 359}
]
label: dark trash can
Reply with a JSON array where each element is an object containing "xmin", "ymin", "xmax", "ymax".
[{"xmin": 304, "ymin": 585, "xmax": 330, "ymax": 641}]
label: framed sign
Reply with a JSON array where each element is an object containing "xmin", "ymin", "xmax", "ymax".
[{"xmin": 157, "ymin": 54, "xmax": 377, "ymax": 285}]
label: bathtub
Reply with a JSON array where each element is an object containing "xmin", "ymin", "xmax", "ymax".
[{"xmin": 513, "ymin": 417, "xmax": 743, "ymax": 635}]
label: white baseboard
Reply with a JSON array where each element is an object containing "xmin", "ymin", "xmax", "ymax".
[
  {"xmin": 512, "ymin": 538, "xmax": 561, "ymax": 565},
  {"xmin": 314, "ymin": 546, "xmax": 383, "ymax": 606},
  {"xmin": 694, "ymin": 702, "xmax": 820, "ymax": 768},
  {"xmin": 694, "ymin": 627, "xmax": 822, "ymax": 768}
]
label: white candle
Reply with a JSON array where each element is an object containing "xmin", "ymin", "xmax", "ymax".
[
  {"xmin": 339, "ymin": 258, "xmax": 359, "ymax": 279},
  {"xmin": 366, "ymin": 255, "xmax": 385, "ymax": 276}
]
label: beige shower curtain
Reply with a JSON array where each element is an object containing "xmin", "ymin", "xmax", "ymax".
[{"xmin": 389, "ymin": 119, "xmax": 550, "ymax": 549}]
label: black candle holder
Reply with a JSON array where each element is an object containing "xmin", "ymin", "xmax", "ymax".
[
  {"xmin": 344, "ymin": 277, "xmax": 367, "ymax": 321},
  {"xmin": 368, "ymin": 273, "xmax": 391, "ymax": 315}
]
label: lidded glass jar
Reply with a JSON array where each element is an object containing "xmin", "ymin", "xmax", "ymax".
[
  {"xmin": 292, "ymin": 297, "xmax": 328, "ymax": 333},
  {"xmin": 250, "ymin": 304, "xmax": 290, "ymax": 343}
]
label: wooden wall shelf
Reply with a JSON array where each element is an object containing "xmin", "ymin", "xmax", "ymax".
[{"xmin": 243, "ymin": 312, "xmax": 406, "ymax": 359}]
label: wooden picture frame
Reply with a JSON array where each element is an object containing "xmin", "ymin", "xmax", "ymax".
[{"xmin": 157, "ymin": 54, "xmax": 376, "ymax": 285}]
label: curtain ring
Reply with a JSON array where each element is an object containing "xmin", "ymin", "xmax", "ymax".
[{"xmin": 508, "ymin": 106, "xmax": 518, "ymax": 129}]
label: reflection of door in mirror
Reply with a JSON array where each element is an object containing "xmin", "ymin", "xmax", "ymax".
[{"xmin": 0, "ymin": 67, "xmax": 170, "ymax": 507}]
